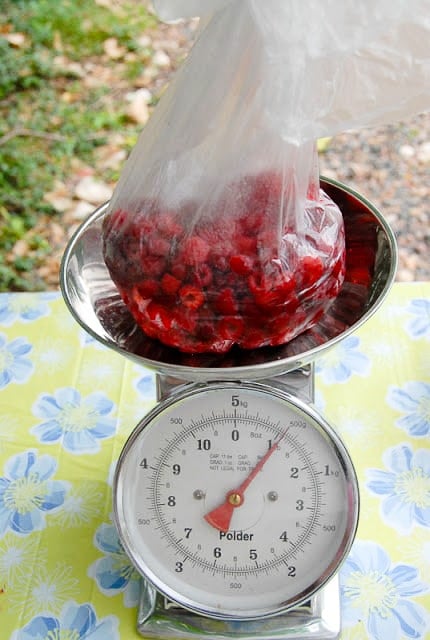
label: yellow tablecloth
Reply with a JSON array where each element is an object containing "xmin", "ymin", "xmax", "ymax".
[{"xmin": 0, "ymin": 283, "xmax": 429, "ymax": 640}]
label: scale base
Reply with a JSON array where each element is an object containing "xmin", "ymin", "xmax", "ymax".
[{"xmin": 137, "ymin": 577, "xmax": 340, "ymax": 640}]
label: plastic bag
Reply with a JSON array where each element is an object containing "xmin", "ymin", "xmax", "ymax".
[{"xmin": 102, "ymin": 0, "xmax": 430, "ymax": 354}]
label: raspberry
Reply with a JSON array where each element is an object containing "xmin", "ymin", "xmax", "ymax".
[
  {"xmin": 135, "ymin": 279, "xmax": 159, "ymax": 299},
  {"xmin": 181, "ymin": 236, "xmax": 210, "ymax": 265},
  {"xmin": 235, "ymin": 235, "xmax": 257, "ymax": 255},
  {"xmin": 171, "ymin": 263, "xmax": 188, "ymax": 281},
  {"xmin": 160, "ymin": 273, "xmax": 181, "ymax": 296},
  {"xmin": 179, "ymin": 285, "xmax": 205, "ymax": 310},
  {"xmin": 214, "ymin": 288, "xmax": 238, "ymax": 315},
  {"xmin": 218, "ymin": 316, "xmax": 245, "ymax": 341},
  {"xmin": 230, "ymin": 254, "xmax": 254, "ymax": 276},
  {"xmin": 147, "ymin": 236, "xmax": 171, "ymax": 257},
  {"xmin": 298, "ymin": 256, "xmax": 325, "ymax": 289},
  {"xmin": 195, "ymin": 263, "xmax": 213, "ymax": 287},
  {"xmin": 248, "ymin": 271, "xmax": 296, "ymax": 308},
  {"xmin": 141, "ymin": 255, "xmax": 166, "ymax": 278},
  {"xmin": 145, "ymin": 302, "xmax": 174, "ymax": 330},
  {"xmin": 156, "ymin": 211, "xmax": 184, "ymax": 237}
]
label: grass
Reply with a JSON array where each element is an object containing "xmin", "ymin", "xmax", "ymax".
[{"xmin": 0, "ymin": 0, "xmax": 157, "ymax": 291}]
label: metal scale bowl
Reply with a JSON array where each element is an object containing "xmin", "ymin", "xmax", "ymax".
[{"xmin": 61, "ymin": 178, "xmax": 397, "ymax": 640}]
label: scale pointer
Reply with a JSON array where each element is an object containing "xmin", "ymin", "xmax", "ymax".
[{"xmin": 204, "ymin": 431, "xmax": 287, "ymax": 532}]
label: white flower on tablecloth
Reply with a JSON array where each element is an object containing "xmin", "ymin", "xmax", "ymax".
[
  {"xmin": 366, "ymin": 444, "xmax": 430, "ymax": 534},
  {"xmin": 32, "ymin": 337, "xmax": 76, "ymax": 376},
  {"xmin": 340, "ymin": 540, "xmax": 429, "ymax": 640},
  {"xmin": 51, "ymin": 480, "xmax": 105, "ymax": 528},
  {"xmin": 10, "ymin": 600, "xmax": 119, "ymax": 640},
  {"xmin": 13, "ymin": 562, "xmax": 79, "ymax": 617},
  {"xmin": 88, "ymin": 521, "xmax": 141, "ymax": 607},
  {"xmin": 0, "ymin": 450, "xmax": 68, "ymax": 536},
  {"xmin": 31, "ymin": 387, "xmax": 117, "ymax": 455},
  {"xmin": 0, "ymin": 292, "xmax": 56, "ymax": 326},
  {"xmin": 387, "ymin": 381, "xmax": 430, "ymax": 438},
  {"xmin": 0, "ymin": 533, "xmax": 39, "ymax": 587},
  {"xmin": 0, "ymin": 334, "xmax": 33, "ymax": 389},
  {"xmin": 401, "ymin": 528, "xmax": 430, "ymax": 580},
  {"xmin": 405, "ymin": 299, "xmax": 430, "ymax": 340},
  {"xmin": 315, "ymin": 335, "xmax": 371, "ymax": 384}
]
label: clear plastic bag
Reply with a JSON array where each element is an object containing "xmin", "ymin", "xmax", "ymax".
[{"xmin": 102, "ymin": 0, "xmax": 430, "ymax": 354}]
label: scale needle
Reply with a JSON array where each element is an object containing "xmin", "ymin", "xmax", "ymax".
[{"xmin": 204, "ymin": 431, "xmax": 286, "ymax": 532}]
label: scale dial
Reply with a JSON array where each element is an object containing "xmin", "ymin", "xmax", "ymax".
[{"xmin": 114, "ymin": 382, "xmax": 358, "ymax": 620}]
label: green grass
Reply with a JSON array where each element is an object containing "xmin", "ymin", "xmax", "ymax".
[{"xmin": 0, "ymin": 0, "xmax": 157, "ymax": 291}]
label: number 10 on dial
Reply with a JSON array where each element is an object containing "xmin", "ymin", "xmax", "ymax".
[{"xmin": 114, "ymin": 382, "xmax": 359, "ymax": 620}]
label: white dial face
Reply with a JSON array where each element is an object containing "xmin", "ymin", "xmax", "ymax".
[{"xmin": 114, "ymin": 383, "xmax": 358, "ymax": 620}]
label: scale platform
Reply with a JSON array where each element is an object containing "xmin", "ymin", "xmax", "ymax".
[{"xmin": 60, "ymin": 178, "xmax": 397, "ymax": 640}]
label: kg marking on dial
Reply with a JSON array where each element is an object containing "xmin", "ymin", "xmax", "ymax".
[{"xmin": 114, "ymin": 382, "xmax": 358, "ymax": 620}]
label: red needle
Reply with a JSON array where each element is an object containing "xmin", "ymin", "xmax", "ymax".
[{"xmin": 204, "ymin": 431, "xmax": 286, "ymax": 532}]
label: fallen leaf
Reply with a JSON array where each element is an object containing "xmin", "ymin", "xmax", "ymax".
[
  {"xmin": 5, "ymin": 32, "xmax": 27, "ymax": 48},
  {"xmin": 103, "ymin": 37, "xmax": 126, "ymax": 59}
]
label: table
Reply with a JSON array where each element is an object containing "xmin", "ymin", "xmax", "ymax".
[{"xmin": 0, "ymin": 283, "xmax": 429, "ymax": 640}]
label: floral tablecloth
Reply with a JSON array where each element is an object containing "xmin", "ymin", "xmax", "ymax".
[{"xmin": 0, "ymin": 283, "xmax": 429, "ymax": 640}]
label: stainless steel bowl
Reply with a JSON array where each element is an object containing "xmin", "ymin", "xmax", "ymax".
[{"xmin": 60, "ymin": 178, "xmax": 397, "ymax": 381}]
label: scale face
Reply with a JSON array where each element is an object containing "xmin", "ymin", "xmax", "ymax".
[{"xmin": 114, "ymin": 381, "xmax": 358, "ymax": 622}]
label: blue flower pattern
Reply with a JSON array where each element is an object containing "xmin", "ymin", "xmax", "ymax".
[
  {"xmin": 0, "ymin": 450, "xmax": 68, "ymax": 536},
  {"xmin": 341, "ymin": 540, "xmax": 429, "ymax": 640},
  {"xmin": 0, "ymin": 292, "xmax": 57, "ymax": 327},
  {"xmin": 88, "ymin": 522, "xmax": 141, "ymax": 607},
  {"xmin": 387, "ymin": 381, "xmax": 430, "ymax": 438},
  {"xmin": 135, "ymin": 372, "xmax": 156, "ymax": 398},
  {"xmin": 366, "ymin": 444, "xmax": 430, "ymax": 534},
  {"xmin": 0, "ymin": 333, "xmax": 33, "ymax": 389},
  {"xmin": 405, "ymin": 298, "xmax": 430, "ymax": 340},
  {"xmin": 31, "ymin": 387, "xmax": 117, "ymax": 454},
  {"xmin": 11, "ymin": 601, "xmax": 119, "ymax": 640},
  {"xmin": 315, "ymin": 335, "xmax": 370, "ymax": 384}
]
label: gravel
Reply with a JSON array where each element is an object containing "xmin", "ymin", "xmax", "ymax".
[{"xmin": 318, "ymin": 112, "xmax": 430, "ymax": 282}]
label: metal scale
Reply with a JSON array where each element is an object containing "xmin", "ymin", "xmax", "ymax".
[{"xmin": 60, "ymin": 178, "xmax": 397, "ymax": 640}]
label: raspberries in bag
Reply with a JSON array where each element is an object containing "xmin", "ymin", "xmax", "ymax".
[{"xmin": 102, "ymin": 2, "xmax": 347, "ymax": 354}]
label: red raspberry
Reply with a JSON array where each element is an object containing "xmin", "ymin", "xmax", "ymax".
[
  {"xmin": 252, "ymin": 171, "xmax": 283, "ymax": 207},
  {"xmin": 229, "ymin": 254, "xmax": 254, "ymax": 276},
  {"xmin": 248, "ymin": 271, "xmax": 296, "ymax": 308},
  {"xmin": 145, "ymin": 302, "xmax": 174, "ymax": 330},
  {"xmin": 147, "ymin": 235, "xmax": 171, "ymax": 257},
  {"xmin": 174, "ymin": 309, "xmax": 197, "ymax": 333},
  {"xmin": 218, "ymin": 317, "xmax": 245, "ymax": 341},
  {"xmin": 171, "ymin": 263, "xmax": 188, "ymax": 281},
  {"xmin": 103, "ymin": 208, "xmax": 127, "ymax": 234},
  {"xmin": 135, "ymin": 279, "xmax": 159, "ymax": 298},
  {"xmin": 298, "ymin": 256, "xmax": 325, "ymax": 288},
  {"xmin": 239, "ymin": 327, "xmax": 269, "ymax": 350},
  {"xmin": 214, "ymin": 288, "xmax": 238, "ymax": 315},
  {"xmin": 160, "ymin": 273, "xmax": 181, "ymax": 296},
  {"xmin": 181, "ymin": 236, "xmax": 210, "ymax": 265},
  {"xmin": 195, "ymin": 263, "xmax": 213, "ymax": 287},
  {"xmin": 141, "ymin": 255, "xmax": 166, "ymax": 277},
  {"xmin": 179, "ymin": 285, "xmax": 205, "ymax": 310},
  {"xmin": 235, "ymin": 235, "xmax": 257, "ymax": 255},
  {"xmin": 156, "ymin": 211, "xmax": 184, "ymax": 237}
]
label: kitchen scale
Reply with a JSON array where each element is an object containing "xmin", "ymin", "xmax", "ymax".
[{"xmin": 60, "ymin": 178, "xmax": 397, "ymax": 640}]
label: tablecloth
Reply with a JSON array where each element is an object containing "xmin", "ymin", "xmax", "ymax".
[{"xmin": 0, "ymin": 283, "xmax": 429, "ymax": 640}]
